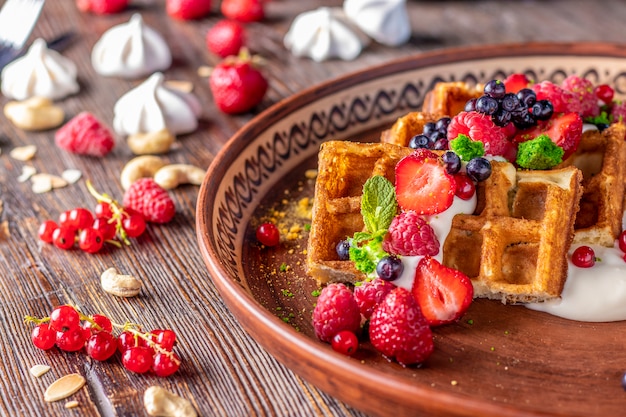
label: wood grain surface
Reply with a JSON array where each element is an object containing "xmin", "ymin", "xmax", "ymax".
[{"xmin": 1, "ymin": 1, "xmax": 626, "ymax": 416}]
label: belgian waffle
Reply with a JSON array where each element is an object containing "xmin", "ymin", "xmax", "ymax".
[
  {"xmin": 442, "ymin": 161, "xmax": 583, "ymax": 304},
  {"xmin": 380, "ymin": 111, "xmax": 442, "ymax": 147},
  {"xmin": 421, "ymin": 81, "xmax": 482, "ymax": 116},
  {"xmin": 559, "ymin": 123, "xmax": 626, "ymax": 246},
  {"xmin": 306, "ymin": 141, "xmax": 412, "ymax": 285}
]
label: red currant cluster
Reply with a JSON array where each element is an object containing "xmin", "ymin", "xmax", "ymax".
[
  {"xmin": 37, "ymin": 182, "xmax": 146, "ymax": 253},
  {"xmin": 26, "ymin": 305, "xmax": 181, "ymax": 377}
]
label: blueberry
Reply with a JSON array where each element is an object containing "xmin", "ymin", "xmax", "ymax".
[
  {"xmin": 484, "ymin": 80, "xmax": 506, "ymax": 99},
  {"xmin": 466, "ymin": 157, "xmax": 492, "ymax": 182},
  {"xmin": 422, "ymin": 122, "xmax": 437, "ymax": 137},
  {"xmin": 464, "ymin": 98, "xmax": 477, "ymax": 112},
  {"xmin": 432, "ymin": 138, "xmax": 449, "ymax": 150},
  {"xmin": 517, "ymin": 88, "xmax": 537, "ymax": 107},
  {"xmin": 376, "ymin": 255, "xmax": 404, "ymax": 281},
  {"xmin": 435, "ymin": 116, "xmax": 452, "ymax": 133},
  {"xmin": 531, "ymin": 99, "xmax": 554, "ymax": 121},
  {"xmin": 336, "ymin": 239, "xmax": 351, "ymax": 260},
  {"xmin": 409, "ymin": 134, "xmax": 431, "ymax": 149},
  {"xmin": 492, "ymin": 108, "xmax": 511, "ymax": 127},
  {"xmin": 476, "ymin": 95, "xmax": 499, "ymax": 115},
  {"xmin": 442, "ymin": 151, "xmax": 461, "ymax": 174},
  {"xmin": 500, "ymin": 93, "xmax": 520, "ymax": 112},
  {"xmin": 621, "ymin": 372, "xmax": 626, "ymax": 391}
]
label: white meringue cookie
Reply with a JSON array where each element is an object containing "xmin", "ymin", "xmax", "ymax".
[
  {"xmin": 113, "ymin": 72, "xmax": 201, "ymax": 137},
  {"xmin": 343, "ymin": 0, "xmax": 412, "ymax": 46},
  {"xmin": 284, "ymin": 7, "xmax": 370, "ymax": 62},
  {"xmin": 91, "ymin": 14, "xmax": 172, "ymax": 79},
  {"xmin": 1, "ymin": 38, "xmax": 79, "ymax": 101}
]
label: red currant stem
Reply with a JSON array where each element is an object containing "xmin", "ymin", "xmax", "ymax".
[
  {"xmin": 77, "ymin": 312, "xmax": 103, "ymax": 332},
  {"xmin": 105, "ymin": 239, "xmax": 123, "ymax": 248},
  {"xmin": 23, "ymin": 315, "xmax": 50, "ymax": 325},
  {"xmin": 126, "ymin": 328, "xmax": 181, "ymax": 365},
  {"xmin": 86, "ymin": 180, "xmax": 132, "ymax": 246}
]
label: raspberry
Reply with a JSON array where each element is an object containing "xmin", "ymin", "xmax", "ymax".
[
  {"xmin": 312, "ymin": 283, "xmax": 361, "ymax": 343},
  {"xmin": 55, "ymin": 112, "xmax": 115, "ymax": 157},
  {"xmin": 123, "ymin": 178, "xmax": 176, "ymax": 224},
  {"xmin": 382, "ymin": 211, "xmax": 439, "ymax": 257},
  {"xmin": 447, "ymin": 111, "xmax": 514, "ymax": 159},
  {"xmin": 532, "ymin": 81, "xmax": 582, "ymax": 114},
  {"xmin": 353, "ymin": 278, "xmax": 393, "ymax": 319},
  {"xmin": 611, "ymin": 100, "xmax": 626, "ymax": 123},
  {"xmin": 561, "ymin": 75, "xmax": 599, "ymax": 118},
  {"xmin": 369, "ymin": 287, "xmax": 434, "ymax": 366},
  {"xmin": 76, "ymin": 0, "xmax": 128, "ymax": 14}
]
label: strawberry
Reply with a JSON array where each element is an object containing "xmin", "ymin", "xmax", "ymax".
[
  {"xmin": 382, "ymin": 211, "xmax": 439, "ymax": 257},
  {"xmin": 513, "ymin": 112, "xmax": 583, "ymax": 160},
  {"xmin": 206, "ymin": 19, "xmax": 246, "ymax": 58},
  {"xmin": 76, "ymin": 0, "xmax": 128, "ymax": 14},
  {"xmin": 166, "ymin": 0, "xmax": 212, "ymax": 20},
  {"xmin": 412, "ymin": 257, "xmax": 473, "ymax": 326},
  {"xmin": 561, "ymin": 75, "xmax": 599, "ymax": 118},
  {"xmin": 394, "ymin": 149, "xmax": 455, "ymax": 215},
  {"xmin": 123, "ymin": 178, "xmax": 176, "ymax": 224},
  {"xmin": 312, "ymin": 283, "xmax": 361, "ymax": 343},
  {"xmin": 55, "ymin": 112, "xmax": 116, "ymax": 157},
  {"xmin": 209, "ymin": 51, "xmax": 268, "ymax": 114},
  {"xmin": 503, "ymin": 73, "xmax": 531, "ymax": 93},
  {"xmin": 368, "ymin": 287, "xmax": 434, "ymax": 366},
  {"xmin": 353, "ymin": 278, "xmax": 393, "ymax": 319},
  {"xmin": 221, "ymin": 0, "xmax": 265, "ymax": 22}
]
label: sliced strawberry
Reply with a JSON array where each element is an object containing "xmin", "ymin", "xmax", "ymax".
[
  {"xmin": 512, "ymin": 112, "xmax": 583, "ymax": 160},
  {"xmin": 412, "ymin": 257, "xmax": 473, "ymax": 326},
  {"xmin": 394, "ymin": 149, "xmax": 456, "ymax": 215},
  {"xmin": 503, "ymin": 73, "xmax": 530, "ymax": 93}
]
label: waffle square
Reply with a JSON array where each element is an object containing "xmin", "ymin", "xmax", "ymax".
[
  {"xmin": 443, "ymin": 161, "xmax": 583, "ymax": 304},
  {"xmin": 380, "ymin": 111, "xmax": 442, "ymax": 147},
  {"xmin": 306, "ymin": 141, "xmax": 412, "ymax": 285},
  {"xmin": 421, "ymin": 81, "xmax": 482, "ymax": 117},
  {"xmin": 560, "ymin": 123, "xmax": 626, "ymax": 246}
]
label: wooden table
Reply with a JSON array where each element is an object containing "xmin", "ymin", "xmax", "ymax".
[{"xmin": 2, "ymin": 1, "xmax": 625, "ymax": 416}]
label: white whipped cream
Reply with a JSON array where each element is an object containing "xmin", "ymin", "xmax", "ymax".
[
  {"xmin": 343, "ymin": 0, "xmax": 411, "ymax": 47},
  {"xmin": 113, "ymin": 72, "xmax": 201, "ymax": 136},
  {"xmin": 91, "ymin": 14, "xmax": 172, "ymax": 79},
  {"xmin": 1, "ymin": 38, "xmax": 79, "ymax": 100},
  {"xmin": 394, "ymin": 195, "xmax": 478, "ymax": 290},
  {"xmin": 284, "ymin": 7, "xmax": 370, "ymax": 62}
]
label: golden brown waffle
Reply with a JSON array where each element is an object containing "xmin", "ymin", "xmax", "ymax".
[
  {"xmin": 380, "ymin": 111, "xmax": 442, "ymax": 147},
  {"xmin": 421, "ymin": 81, "xmax": 482, "ymax": 117},
  {"xmin": 442, "ymin": 161, "xmax": 583, "ymax": 304},
  {"xmin": 559, "ymin": 123, "xmax": 626, "ymax": 246},
  {"xmin": 306, "ymin": 141, "xmax": 412, "ymax": 285}
]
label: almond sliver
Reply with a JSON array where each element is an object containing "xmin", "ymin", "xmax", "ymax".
[{"xmin": 44, "ymin": 373, "xmax": 86, "ymax": 402}]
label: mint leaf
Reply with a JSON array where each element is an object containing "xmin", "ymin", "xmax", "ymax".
[{"xmin": 361, "ymin": 175, "xmax": 397, "ymax": 233}]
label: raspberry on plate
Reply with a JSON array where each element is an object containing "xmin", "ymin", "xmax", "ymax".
[
  {"xmin": 76, "ymin": 0, "xmax": 128, "ymax": 14},
  {"xmin": 312, "ymin": 283, "xmax": 361, "ymax": 343},
  {"xmin": 532, "ymin": 81, "xmax": 583, "ymax": 114},
  {"xmin": 206, "ymin": 19, "xmax": 246, "ymax": 58},
  {"xmin": 221, "ymin": 0, "xmax": 265, "ymax": 22},
  {"xmin": 561, "ymin": 75, "xmax": 600, "ymax": 118},
  {"xmin": 166, "ymin": 0, "xmax": 212, "ymax": 20},
  {"xmin": 353, "ymin": 278, "xmax": 393, "ymax": 319},
  {"xmin": 123, "ymin": 178, "xmax": 176, "ymax": 224},
  {"xmin": 447, "ymin": 111, "xmax": 516, "ymax": 160},
  {"xmin": 369, "ymin": 287, "xmax": 434, "ymax": 366},
  {"xmin": 55, "ymin": 112, "xmax": 116, "ymax": 157},
  {"xmin": 382, "ymin": 211, "xmax": 439, "ymax": 257}
]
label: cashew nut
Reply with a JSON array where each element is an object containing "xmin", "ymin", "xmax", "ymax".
[
  {"xmin": 127, "ymin": 129, "xmax": 176, "ymax": 155},
  {"xmin": 120, "ymin": 155, "xmax": 167, "ymax": 190},
  {"xmin": 3, "ymin": 97, "xmax": 65, "ymax": 131},
  {"xmin": 154, "ymin": 164, "xmax": 205, "ymax": 190},
  {"xmin": 100, "ymin": 267, "xmax": 142, "ymax": 297},
  {"xmin": 144, "ymin": 386, "xmax": 197, "ymax": 417}
]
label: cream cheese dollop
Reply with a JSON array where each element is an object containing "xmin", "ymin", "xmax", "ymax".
[
  {"xmin": 113, "ymin": 72, "xmax": 201, "ymax": 137},
  {"xmin": 343, "ymin": 0, "xmax": 412, "ymax": 47},
  {"xmin": 284, "ymin": 7, "xmax": 370, "ymax": 62},
  {"xmin": 91, "ymin": 14, "xmax": 172, "ymax": 79},
  {"xmin": 1, "ymin": 38, "xmax": 79, "ymax": 100}
]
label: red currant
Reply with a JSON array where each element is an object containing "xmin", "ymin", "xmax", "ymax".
[
  {"xmin": 68, "ymin": 208, "xmax": 95, "ymax": 230},
  {"xmin": 152, "ymin": 352, "xmax": 180, "ymax": 377},
  {"xmin": 122, "ymin": 213, "xmax": 146, "ymax": 238},
  {"xmin": 154, "ymin": 329, "xmax": 176, "ymax": 351},
  {"xmin": 94, "ymin": 202, "xmax": 113, "ymax": 219},
  {"xmin": 58, "ymin": 210, "xmax": 72, "ymax": 229},
  {"xmin": 78, "ymin": 227, "xmax": 105, "ymax": 254},
  {"xmin": 86, "ymin": 332, "xmax": 118, "ymax": 361},
  {"xmin": 618, "ymin": 230, "xmax": 626, "ymax": 253},
  {"xmin": 331, "ymin": 330, "xmax": 359, "ymax": 356},
  {"xmin": 50, "ymin": 305, "xmax": 80, "ymax": 332},
  {"xmin": 93, "ymin": 217, "xmax": 117, "ymax": 241},
  {"xmin": 454, "ymin": 173, "xmax": 476, "ymax": 200},
  {"xmin": 594, "ymin": 84, "xmax": 614, "ymax": 104},
  {"xmin": 122, "ymin": 346, "xmax": 153, "ymax": 373},
  {"xmin": 52, "ymin": 226, "xmax": 76, "ymax": 250},
  {"xmin": 38, "ymin": 220, "xmax": 58, "ymax": 243},
  {"xmin": 117, "ymin": 330, "xmax": 138, "ymax": 353},
  {"xmin": 56, "ymin": 327, "xmax": 86, "ymax": 352},
  {"xmin": 256, "ymin": 222, "xmax": 280, "ymax": 246},
  {"xmin": 31, "ymin": 323, "xmax": 56, "ymax": 350},
  {"xmin": 571, "ymin": 246, "xmax": 596, "ymax": 268},
  {"xmin": 83, "ymin": 314, "xmax": 113, "ymax": 334}
]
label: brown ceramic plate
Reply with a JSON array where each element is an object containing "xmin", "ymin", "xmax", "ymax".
[{"xmin": 196, "ymin": 43, "xmax": 626, "ymax": 417}]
